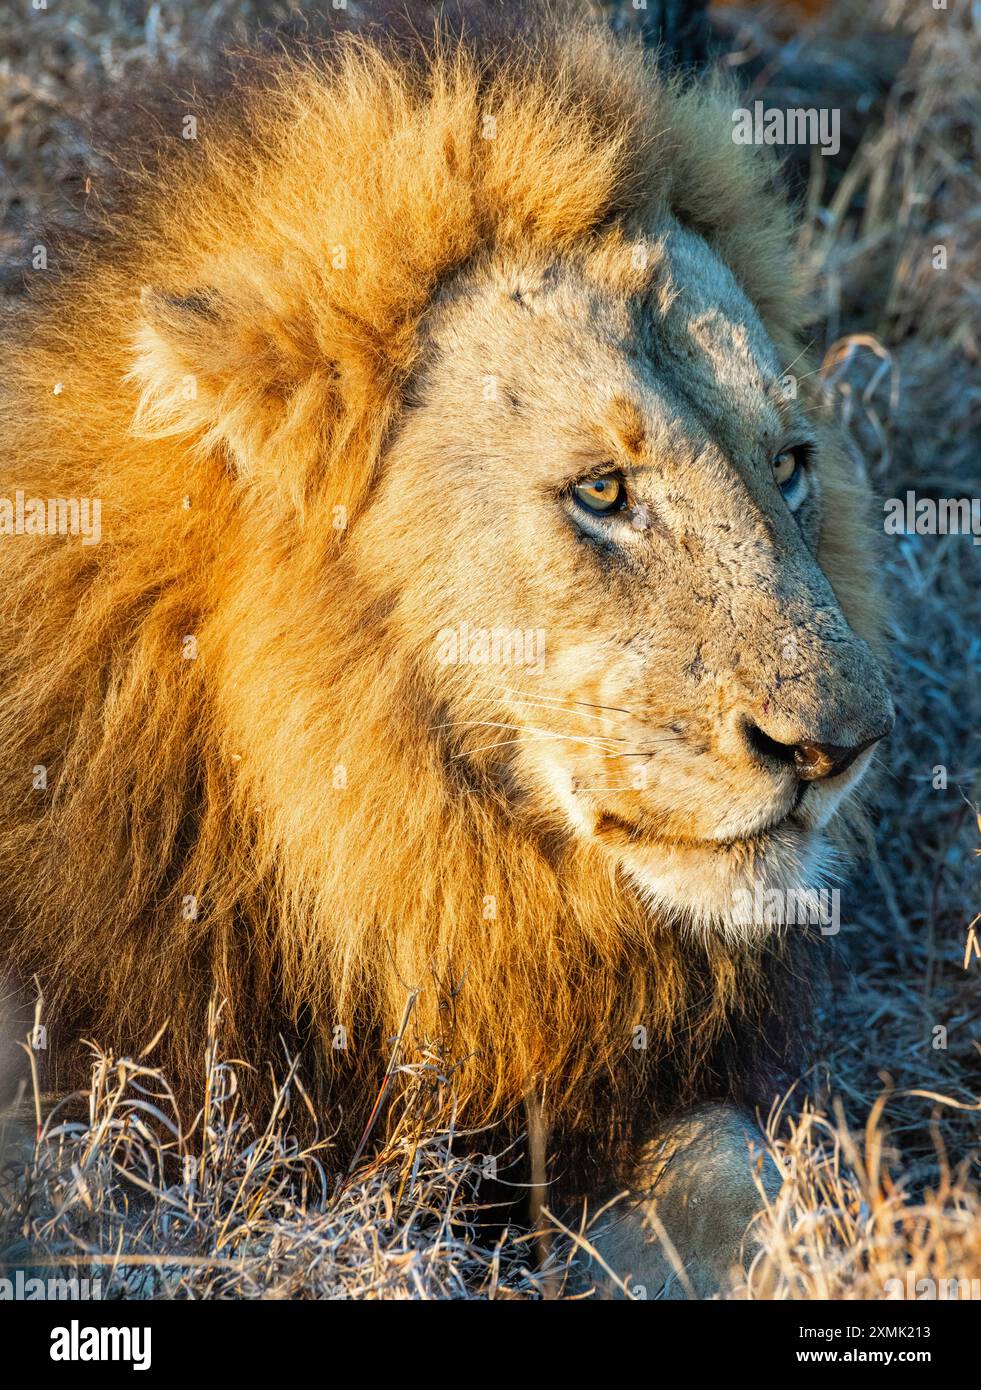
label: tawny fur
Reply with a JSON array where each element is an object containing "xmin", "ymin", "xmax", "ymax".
[{"xmin": 0, "ymin": 6, "xmax": 887, "ymax": 1187}]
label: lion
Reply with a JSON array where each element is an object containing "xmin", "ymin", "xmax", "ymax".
[{"xmin": 0, "ymin": 3, "xmax": 893, "ymax": 1296}]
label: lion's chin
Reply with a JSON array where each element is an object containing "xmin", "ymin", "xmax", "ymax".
[{"xmin": 618, "ymin": 822, "xmax": 840, "ymax": 944}]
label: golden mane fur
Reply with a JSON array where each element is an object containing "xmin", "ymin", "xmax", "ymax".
[{"xmin": 0, "ymin": 5, "xmax": 846, "ymax": 1182}]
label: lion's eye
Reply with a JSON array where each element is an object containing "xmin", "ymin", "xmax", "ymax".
[
  {"xmin": 772, "ymin": 449, "xmax": 799, "ymax": 489},
  {"xmin": 573, "ymin": 474, "xmax": 625, "ymax": 515},
  {"xmin": 772, "ymin": 447, "xmax": 811, "ymax": 507}
]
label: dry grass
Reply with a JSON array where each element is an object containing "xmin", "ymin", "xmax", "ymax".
[
  {"xmin": 1, "ymin": 0, "xmax": 978, "ymax": 1298},
  {"xmin": 738, "ymin": 1093, "xmax": 981, "ymax": 1300},
  {"xmin": 1, "ymin": 1003, "xmax": 576, "ymax": 1300},
  {"xmin": 790, "ymin": 0, "xmax": 980, "ymax": 1167}
]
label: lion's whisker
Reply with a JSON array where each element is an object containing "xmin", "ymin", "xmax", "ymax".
[
  {"xmin": 448, "ymin": 725, "xmax": 631, "ymax": 760},
  {"xmin": 484, "ymin": 685, "xmax": 636, "ymax": 717},
  {"xmin": 484, "ymin": 697, "xmax": 627, "ymax": 726},
  {"xmin": 435, "ymin": 718, "xmax": 626, "ymax": 746},
  {"xmin": 431, "ymin": 718, "xmax": 522, "ymax": 732},
  {"xmin": 433, "ymin": 718, "xmax": 685, "ymax": 762},
  {"xmin": 524, "ymin": 725, "xmax": 628, "ymax": 750},
  {"xmin": 777, "ymin": 338, "xmax": 817, "ymax": 378}
]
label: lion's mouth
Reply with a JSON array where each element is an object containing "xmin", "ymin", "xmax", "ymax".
[
  {"xmin": 594, "ymin": 786, "xmax": 809, "ymax": 854},
  {"xmin": 711, "ymin": 784, "xmax": 811, "ymax": 850},
  {"xmin": 713, "ymin": 816, "xmax": 804, "ymax": 852}
]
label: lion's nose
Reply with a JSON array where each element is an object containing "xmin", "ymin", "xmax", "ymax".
[{"xmin": 742, "ymin": 720, "xmax": 891, "ymax": 782}]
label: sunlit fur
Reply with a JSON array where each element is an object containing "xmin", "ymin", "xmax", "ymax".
[{"xmin": 0, "ymin": 7, "xmax": 888, "ymax": 1181}]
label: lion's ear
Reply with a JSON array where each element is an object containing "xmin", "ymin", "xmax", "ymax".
[
  {"xmin": 131, "ymin": 286, "xmax": 240, "ymax": 444},
  {"xmin": 129, "ymin": 285, "xmax": 335, "ymax": 500}
]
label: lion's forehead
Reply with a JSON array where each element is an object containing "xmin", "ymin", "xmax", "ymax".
[{"xmin": 425, "ymin": 225, "xmax": 791, "ymax": 462}]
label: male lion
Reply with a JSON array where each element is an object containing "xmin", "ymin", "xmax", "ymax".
[{"xmin": 0, "ymin": 3, "xmax": 892, "ymax": 1296}]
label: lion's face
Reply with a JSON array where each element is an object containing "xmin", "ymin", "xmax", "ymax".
[{"xmin": 352, "ymin": 217, "xmax": 894, "ymax": 936}]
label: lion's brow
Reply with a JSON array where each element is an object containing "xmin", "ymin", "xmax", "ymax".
[{"xmin": 607, "ymin": 394, "xmax": 647, "ymax": 459}]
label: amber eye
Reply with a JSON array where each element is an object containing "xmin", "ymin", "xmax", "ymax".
[
  {"xmin": 573, "ymin": 474, "xmax": 625, "ymax": 515},
  {"xmin": 772, "ymin": 449, "xmax": 801, "ymax": 490}
]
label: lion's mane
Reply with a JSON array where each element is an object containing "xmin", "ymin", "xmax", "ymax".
[{"xmin": 0, "ymin": 4, "xmax": 818, "ymax": 1186}]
